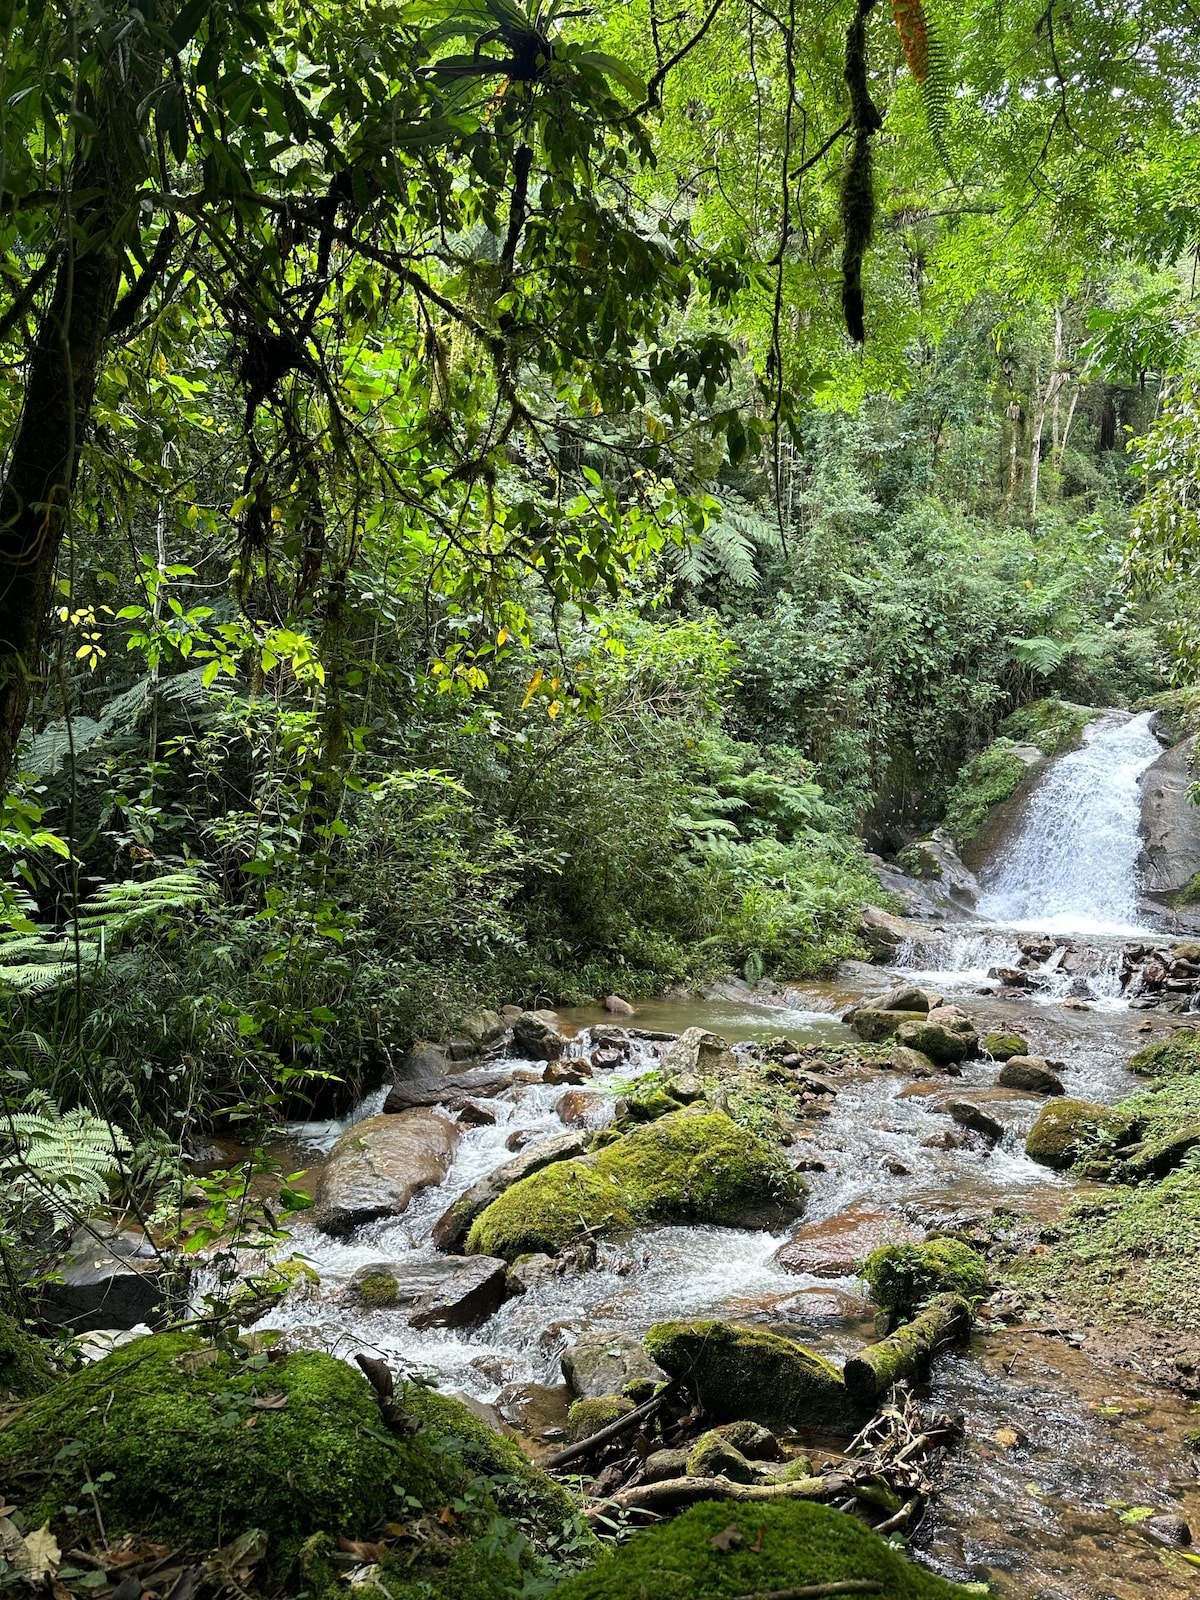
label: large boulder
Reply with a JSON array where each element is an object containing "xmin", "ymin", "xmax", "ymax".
[
  {"xmin": 561, "ymin": 1331, "xmax": 667, "ymax": 1400},
  {"xmin": 998, "ymin": 1056, "xmax": 1065, "ymax": 1095},
  {"xmin": 546, "ymin": 1500, "xmax": 974, "ymax": 1599},
  {"xmin": 1129, "ymin": 1030, "xmax": 1200, "ymax": 1078},
  {"xmin": 383, "ymin": 1066, "xmax": 514, "ymax": 1115},
  {"xmin": 852, "ymin": 1007, "xmax": 927, "ymax": 1044},
  {"xmin": 313, "ymin": 1110, "xmax": 459, "ymax": 1236},
  {"xmin": 432, "ymin": 1131, "xmax": 587, "ymax": 1251},
  {"xmin": 896, "ymin": 1005, "xmax": 978, "ymax": 1066},
  {"xmin": 774, "ymin": 1204, "xmax": 922, "ymax": 1279},
  {"xmin": 466, "ymin": 1111, "xmax": 805, "ymax": 1260},
  {"xmin": 643, "ymin": 1319, "xmax": 855, "ymax": 1430},
  {"xmin": 862, "ymin": 1239, "xmax": 989, "ymax": 1320},
  {"xmin": 1025, "ymin": 1098, "xmax": 1139, "ymax": 1170},
  {"xmin": 1140, "ymin": 737, "xmax": 1200, "ymax": 904},
  {"xmin": 661, "ymin": 1026, "xmax": 738, "ymax": 1076},
  {"xmin": 864, "ymin": 983, "xmax": 932, "ymax": 1014},
  {"xmin": 896, "ymin": 831, "xmax": 980, "ymax": 906},
  {"xmin": 38, "ymin": 1222, "xmax": 181, "ymax": 1334},
  {"xmin": 511, "ymin": 1009, "xmax": 565, "ymax": 1061},
  {"xmin": 347, "ymin": 1256, "xmax": 508, "ymax": 1328}
]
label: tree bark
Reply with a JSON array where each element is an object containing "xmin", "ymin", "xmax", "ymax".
[
  {"xmin": 1029, "ymin": 305, "xmax": 1068, "ymax": 522},
  {"xmin": 0, "ymin": 6, "xmax": 168, "ymax": 793}
]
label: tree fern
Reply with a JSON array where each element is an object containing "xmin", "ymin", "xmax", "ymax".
[
  {"xmin": 890, "ymin": 0, "xmax": 954, "ymax": 179},
  {"xmin": 1, "ymin": 1092, "xmax": 131, "ymax": 1221}
]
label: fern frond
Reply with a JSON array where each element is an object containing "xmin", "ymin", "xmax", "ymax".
[
  {"xmin": 0, "ymin": 1094, "xmax": 131, "ymax": 1221},
  {"xmin": 890, "ymin": 0, "xmax": 955, "ymax": 179}
]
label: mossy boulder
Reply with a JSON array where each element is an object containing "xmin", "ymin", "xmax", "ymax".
[
  {"xmin": 1130, "ymin": 1031, "xmax": 1200, "ymax": 1079},
  {"xmin": 565, "ymin": 1396, "xmax": 634, "ymax": 1442},
  {"xmin": 896, "ymin": 1007, "xmax": 977, "ymax": 1067},
  {"xmin": 862, "ymin": 1239, "xmax": 988, "ymax": 1320},
  {"xmin": 1125, "ymin": 1120, "xmax": 1200, "ymax": 1180},
  {"xmin": 0, "ymin": 1312, "xmax": 55, "ymax": 1400},
  {"xmin": 643, "ymin": 1319, "xmax": 855, "ymax": 1430},
  {"xmin": 0, "ymin": 1332, "xmax": 587, "ymax": 1589},
  {"xmin": 466, "ymin": 1112, "xmax": 804, "ymax": 1259},
  {"xmin": 548, "ymin": 1499, "xmax": 976, "ymax": 1599},
  {"xmin": 983, "ymin": 1030, "xmax": 1029, "ymax": 1061},
  {"xmin": 1025, "ymin": 1097, "xmax": 1140, "ymax": 1170},
  {"xmin": 684, "ymin": 1428, "xmax": 758, "ymax": 1482},
  {"xmin": 852, "ymin": 1007, "xmax": 927, "ymax": 1044}
]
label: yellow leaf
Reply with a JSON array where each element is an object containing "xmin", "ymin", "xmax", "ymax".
[
  {"xmin": 548, "ymin": 700, "xmax": 561, "ymax": 719},
  {"xmin": 522, "ymin": 668, "xmax": 544, "ymax": 709},
  {"xmin": 23, "ymin": 1523, "xmax": 61, "ymax": 1581},
  {"xmin": 497, "ymin": 627, "xmax": 509, "ymax": 646}
]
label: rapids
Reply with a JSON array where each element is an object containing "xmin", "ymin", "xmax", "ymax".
[{"xmin": 249, "ymin": 710, "xmax": 1200, "ymax": 1597}]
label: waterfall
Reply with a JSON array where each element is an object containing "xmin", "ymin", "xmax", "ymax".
[{"xmin": 974, "ymin": 711, "xmax": 1161, "ymax": 936}]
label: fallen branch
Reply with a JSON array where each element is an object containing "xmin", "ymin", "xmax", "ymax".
[
  {"xmin": 843, "ymin": 1295, "xmax": 970, "ymax": 1409},
  {"xmin": 872, "ymin": 1495, "xmax": 919, "ymax": 1536},
  {"xmin": 586, "ymin": 1471, "xmax": 848, "ymax": 1521},
  {"xmin": 542, "ymin": 1385, "xmax": 676, "ymax": 1471}
]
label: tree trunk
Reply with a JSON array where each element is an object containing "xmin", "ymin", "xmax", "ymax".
[
  {"xmin": 0, "ymin": 8, "xmax": 168, "ymax": 793},
  {"xmin": 1029, "ymin": 305, "xmax": 1068, "ymax": 522},
  {"xmin": 842, "ymin": 1294, "xmax": 970, "ymax": 1408}
]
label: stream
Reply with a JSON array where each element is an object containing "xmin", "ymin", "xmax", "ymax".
[{"xmin": 256, "ymin": 710, "xmax": 1200, "ymax": 1599}]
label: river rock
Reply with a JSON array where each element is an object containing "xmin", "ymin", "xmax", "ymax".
[
  {"xmin": 347, "ymin": 1256, "xmax": 508, "ymax": 1328},
  {"xmin": 643, "ymin": 1447, "xmax": 688, "ymax": 1482},
  {"xmin": 561, "ymin": 1331, "xmax": 667, "ymax": 1400},
  {"xmin": 866, "ymin": 984, "xmax": 932, "ymax": 1014},
  {"xmin": 685, "ymin": 1429, "xmax": 758, "ymax": 1482},
  {"xmin": 774, "ymin": 1204, "xmax": 922, "ymax": 1279},
  {"xmin": 313, "ymin": 1110, "xmax": 460, "ymax": 1236},
  {"xmin": 494, "ymin": 1380, "xmax": 572, "ymax": 1443},
  {"xmin": 857, "ymin": 904, "xmax": 913, "ymax": 958},
  {"xmin": 998, "ymin": 1056, "xmax": 1065, "ymax": 1095},
  {"xmin": 543, "ymin": 1058, "xmax": 592, "ymax": 1086},
  {"xmin": 644, "ymin": 1319, "xmax": 856, "ymax": 1429},
  {"xmin": 1143, "ymin": 1513, "xmax": 1192, "ymax": 1548},
  {"xmin": 1125, "ymin": 1120, "xmax": 1200, "ymax": 1178},
  {"xmin": 38, "ymin": 1222, "xmax": 179, "ymax": 1333},
  {"xmin": 983, "ymin": 1030, "xmax": 1029, "ymax": 1061},
  {"xmin": 383, "ymin": 1067, "xmax": 514, "ymax": 1114},
  {"xmin": 946, "ymin": 1100, "xmax": 1004, "ymax": 1144},
  {"xmin": 455, "ymin": 1099, "xmax": 497, "ymax": 1127},
  {"xmin": 852, "ymin": 1007, "xmax": 927, "ymax": 1044},
  {"xmin": 889, "ymin": 1044, "xmax": 938, "ymax": 1077},
  {"xmin": 896, "ymin": 1006, "xmax": 977, "ymax": 1066},
  {"xmin": 1025, "ymin": 1098, "xmax": 1140, "ymax": 1170},
  {"xmin": 506, "ymin": 1252, "xmax": 561, "ymax": 1293},
  {"xmin": 432, "ymin": 1130, "xmax": 587, "ymax": 1251},
  {"xmin": 556, "ymin": 1088, "xmax": 607, "ymax": 1127},
  {"xmin": 455, "ymin": 1009, "xmax": 506, "ymax": 1048},
  {"xmin": 604, "ymin": 994, "xmax": 635, "ymax": 1015},
  {"xmin": 511, "ymin": 1009, "xmax": 565, "ymax": 1060},
  {"xmin": 661, "ymin": 1026, "xmax": 738, "ymax": 1076}
]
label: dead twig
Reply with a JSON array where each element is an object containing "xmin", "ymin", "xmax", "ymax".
[{"xmin": 542, "ymin": 1384, "xmax": 677, "ymax": 1472}]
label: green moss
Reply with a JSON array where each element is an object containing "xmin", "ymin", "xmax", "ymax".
[
  {"xmin": 0, "ymin": 1312, "xmax": 55, "ymax": 1399},
  {"xmin": 0, "ymin": 1333, "xmax": 588, "ymax": 1590},
  {"xmin": 942, "ymin": 745, "xmax": 1027, "ymax": 846},
  {"xmin": 999, "ymin": 698, "xmax": 1094, "ymax": 755},
  {"xmin": 617, "ymin": 1088, "xmax": 684, "ymax": 1125},
  {"xmin": 862, "ymin": 1240, "xmax": 988, "ymax": 1320},
  {"xmin": 547, "ymin": 1500, "xmax": 976, "ymax": 1598},
  {"xmin": 566, "ymin": 1396, "xmax": 634, "ymax": 1443},
  {"xmin": 1025, "ymin": 1097, "xmax": 1139, "ymax": 1170},
  {"xmin": 684, "ymin": 1429, "xmax": 758, "ymax": 1482},
  {"xmin": 983, "ymin": 1030, "xmax": 1029, "ymax": 1061},
  {"xmin": 358, "ymin": 1271, "xmax": 401, "ymax": 1307},
  {"xmin": 466, "ymin": 1112, "xmax": 804, "ymax": 1259},
  {"xmin": 1129, "ymin": 1032, "xmax": 1200, "ymax": 1078},
  {"xmin": 643, "ymin": 1319, "xmax": 855, "ymax": 1430}
]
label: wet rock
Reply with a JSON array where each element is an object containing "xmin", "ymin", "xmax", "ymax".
[
  {"xmin": 590, "ymin": 1024, "xmax": 631, "ymax": 1051},
  {"xmin": 867, "ymin": 984, "xmax": 932, "ymax": 1014},
  {"xmin": 895, "ymin": 1006, "xmax": 978, "ymax": 1067},
  {"xmin": 397, "ymin": 1040, "xmax": 453, "ymax": 1081},
  {"xmin": 38, "ymin": 1222, "xmax": 179, "ymax": 1334},
  {"xmin": 852, "ymin": 1007, "xmax": 927, "ymax": 1044},
  {"xmin": 494, "ymin": 1381, "xmax": 572, "ymax": 1443},
  {"xmin": 556, "ymin": 1088, "xmax": 607, "ymax": 1127},
  {"xmin": 383, "ymin": 1067, "xmax": 514, "ymax": 1114},
  {"xmin": 506, "ymin": 1253, "xmax": 561, "ymax": 1293},
  {"xmin": 590, "ymin": 1047, "xmax": 625, "ymax": 1070},
  {"xmin": 1143, "ymin": 1513, "xmax": 1192, "ymax": 1548},
  {"xmin": 543, "ymin": 1058, "xmax": 593, "ymax": 1086},
  {"xmin": 796, "ymin": 1071, "xmax": 837, "ymax": 1096},
  {"xmin": 997, "ymin": 1056, "xmax": 1064, "ymax": 1095},
  {"xmin": 774, "ymin": 1204, "xmax": 922, "ymax": 1279},
  {"xmin": 346, "ymin": 1256, "xmax": 508, "ymax": 1328},
  {"xmin": 858, "ymin": 904, "xmax": 914, "ymax": 958},
  {"xmin": 1025, "ymin": 1098, "xmax": 1140, "ymax": 1170},
  {"xmin": 669, "ymin": 1071, "xmax": 705, "ymax": 1103},
  {"xmin": 922, "ymin": 1128, "xmax": 973, "ymax": 1151},
  {"xmin": 562, "ymin": 1332, "xmax": 667, "ymax": 1400},
  {"xmin": 982, "ymin": 1030, "xmax": 1029, "ymax": 1061},
  {"xmin": 505, "ymin": 1127, "xmax": 537, "ymax": 1152},
  {"xmin": 1140, "ymin": 736, "xmax": 1200, "ymax": 904},
  {"xmin": 1125, "ymin": 1120, "xmax": 1200, "ymax": 1179},
  {"xmin": 889, "ymin": 1044, "xmax": 938, "ymax": 1078},
  {"xmin": 456, "ymin": 1099, "xmax": 497, "ymax": 1127},
  {"xmin": 455, "ymin": 1008, "xmax": 506, "ymax": 1048},
  {"xmin": 988, "ymin": 967, "xmax": 1030, "ymax": 988},
  {"xmin": 644, "ymin": 1319, "xmax": 856, "ymax": 1429},
  {"xmin": 432, "ymin": 1131, "xmax": 587, "ymax": 1251},
  {"xmin": 685, "ymin": 1429, "xmax": 758, "ymax": 1482},
  {"xmin": 661, "ymin": 1026, "xmax": 738, "ymax": 1076},
  {"xmin": 643, "ymin": 1447, "xmax": 688, "ymax": 1482},
  {"xmin": 604, "ymin": 994, "xmax": 635, "ymax": 1016},
  {"xmin": 313, "ymin": 1110, "xmax": 460, "ymax": 1237},
  {"xmin": 512, "ymin": 1009, "xmax": 565, "ymax": 1061},
  {"xmin": 714, "ymin": 1420, "xmax": 781, "ymax": 1460},
  {"xmin": 882, "ymin": 1155, "xmax": 911, "ymax": 1176},
  {"xmin": 945, "ymin": 1101, "xmax": 1004, "ymax": 1143}
]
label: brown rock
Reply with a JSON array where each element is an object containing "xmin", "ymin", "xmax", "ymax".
[
  {"xmin": 556, "ymin": 1088, "xmax": 607, "ymax": 1128},
  {"xmin": 347, "ymin": 1256, "xmax": 508, "ymax": 1328},
  {"xmin": 543, "ymin": 1058, "xmax": 593, "ymax": 1086},
  {"xmin": 604, "ymin": 995, "xmax": 636, "ymax": 1016},
  {"xmin": 313, "ymin": 1111, "xmax": 460, "ymax": 1237},
  {"xmin": 512, "ymin": 1009, "xmax": 565, "ymax": 1061},
  {"xmin": 774, "ymin": 1203, "xmax": 922, "ymax": 1278},
  {"xmin": 946, "ymin": 1100, "xmax": 1004, "ymax": 1143},
  {"xmin": 383, "ymin": 1067, "xmax": 514, "ymax": 1115},
  {"xmin": 997, "ymin": 1057, "xmax": 1065, "ymax": 1095}
]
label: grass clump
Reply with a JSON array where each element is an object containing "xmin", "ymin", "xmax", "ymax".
[
  {"xmin": 643, "ymin": 1319, "xmax": 854, "ymax": 1430},
  {"xmin": 466, "ymin": 1111, "xmax": 804, "ymax": 1259},
  {"xmin": 862, "ymin": 1239, "xmax": 989, "ymax": 1321},
  {"xmin": 547, "ymin": 1499, "xmax": 977, "ymax": 1598}
]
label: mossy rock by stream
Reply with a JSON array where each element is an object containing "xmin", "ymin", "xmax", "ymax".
[
  {"xmin": 0, "ymin": 1333, "xmax": 591, "ymax": 1595},
  {"xmin": 862, "ymin": 1240, "xmax": 988, "ymax": 1321},
  {"xmin": 1025, "ymin": 1098, "xmax": 1140, "ymax": 1170},
  {"xmin": 0, "ymin": 1311, "xmax": 56, "ymax": 1399},
  {"xmin": 643, "ymin": 1319, "xmax": 856, "ymax": 1431},
  {"xmin": 1129, "ymin": 1031, "xmax": 1200, "ymax": 1079},
  {"xmin": 548, "ymin": 1500, "xmax": 976, "ymax": 1599},
  {"xmin": 466, "ymin": 1111, "xmax": 804, "ymax": 1259}
]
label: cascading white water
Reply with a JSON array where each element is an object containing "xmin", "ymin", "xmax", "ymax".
[{"xmin": 974, "ymin": 711, "xmax": 1162, "ymax": 936}]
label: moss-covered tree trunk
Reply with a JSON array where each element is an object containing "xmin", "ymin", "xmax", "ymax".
[
  {"xmin": 0, "ymin": 6, "xmax": 169, "ymax": 793},
  {"xmin": 843, "ymin": 1294, "xmax": 970, "ymax": 1407}
]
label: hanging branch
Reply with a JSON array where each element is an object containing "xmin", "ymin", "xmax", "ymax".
[{"xmin": 840, "ymin": 0, "xmax": 883, "ymax": 344}]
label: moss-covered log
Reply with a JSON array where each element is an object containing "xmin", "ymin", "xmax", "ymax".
[{"xmin": 843, "ymin": 1294, "xmax": 971, "ymax": 1408}]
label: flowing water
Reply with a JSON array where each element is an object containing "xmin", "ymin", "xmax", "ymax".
[{"xmin": 250, "ymin": 709, "xmax": 1200, "ymax": 1598}]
